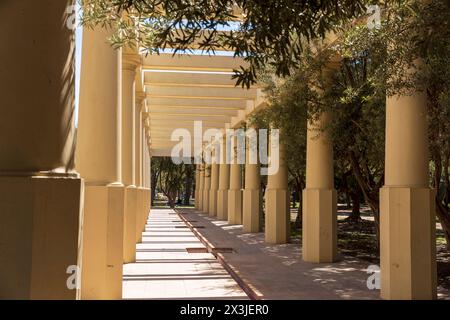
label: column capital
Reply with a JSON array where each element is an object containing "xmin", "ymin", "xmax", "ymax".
[
  {"xmin": 123, "ymin": 53, "xmax": 141, "ymax": 72},
  {"xmin": 143, "ymin": 113, "xmax": 150, "ymax": 130},
  {"xmin": 135, "ymin": 91, "xmax": 146, "ymax": 107}
]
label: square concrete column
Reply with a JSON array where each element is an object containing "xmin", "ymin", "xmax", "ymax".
[
  {"xmin": 203, "ymin": 164, "xmax": 212, "ymax": 213},
  {"xmin": 122, "ymin": 50, "xmax": 141, "ymax": 263},
  {"xmin": 144, "ymin": 138, "xmax": 152, "ymax": 217},
  {"xmin": 194, "ymin": 165, "xmax": 199, "ymax": 209},
  {"xmin": 135, "ymin": 91, "xmax": 146, "ymax": 239},
  {"xmin": 217, "ymin": 136, "xmax": 230, "ymax": 220},
  {"xmin": 228, "ymin": 134, "xmax": 243, "ymax": 224},
  {"xmin": 198, "ymin": 163, "xmax": 205, "ymax": 211},
  {"xmin": 142, "ymin": 135, "xmax": 152, "ymax": 218},
  {"xmin": 203, "ymin": 146, "xmax": 212, "ymax": 214},
  {"xmin": 265, "ymin": 132, "xmax": 290, "ymax": 244},
  {"xmin": 243, "ymin": 128, "xmax": 261, "ymax": 233},
  {"xmin": 302, "ymin": 112, "xmax": 337, "ymax": 263},
  {"xmin": 380, "ymin": 91, "xmax": 436, "ymax": 300},
  {"xmin": 209, "ymin": 143, "xmax": 220, "ymax": 217},
  {"xmin": 76, "ymin": 24, "xmax": 125, "ymax": 299},
  {"xmin": 0, "ymin": 0, "xmax": 83, "ymax": 299}
]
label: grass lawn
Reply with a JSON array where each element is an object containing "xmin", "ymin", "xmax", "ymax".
[{"xmin": 290, "ymin": 216, "xmax": 450, "ymax": 290}]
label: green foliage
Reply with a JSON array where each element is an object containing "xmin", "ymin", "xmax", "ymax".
[
  {"xmin": 80, "ymin": 0, "xmax": 369, "ymax": 87},
  {"xmin": 151, "ymin": 157, "xmax": 194, "ymax": 208},
  {"xmin": 253, "ymin": 0, "xmax": 450, "ymax": 245},
  {"xmin": 328, "ymin": 22, "xmax": 386, "ymax": 226}
]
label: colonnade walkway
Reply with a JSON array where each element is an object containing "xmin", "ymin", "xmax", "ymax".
[
  {"xmin": 183, "ymin": 208, "xmax": 450, "ymax": 299},
  {"xmin": 122, "ymin": 209, "xmax": 248, "ymax": 299},
  {"xmin": 177, "ymin": 208, "xmax": 380, "ymax": 299},
  {"xmin": 123, "ymin": 208, "xmax": 450, "ymax": 300}
]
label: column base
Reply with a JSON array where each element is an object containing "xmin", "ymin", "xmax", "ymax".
[
  {"xmin": 144, "ymin": 187, "xmax": 151, "ymax": 226},
  {"xmin": 81, "ymin": 184, "xmax": 125, "ymax": 300},
  {"xmin": 145, "ymin": 188, "xmax": 151, "ymax": 216},
  {"xmin": 194, "ymin": 190, "xmax": 199, "ymax": 210},
  {"xmin": 202, "ymin": 190, "xmax": 209, "ymax": 214},
  {"xmin": 0, "ymin": 176, "xmax": 83, "ymax": 299},
  {"xmin": 265, "ymin": 188, "xmax": 290, "ymax": 244},
  {"xmin": 198, "ymin": 191, "xmax": 203, "ymax": 212},
  {"xmin": 136, "ymin": 188, "xmax": 144, "ymax": 243},
  {"xmin": 217, "ymin": 189, "xmax": 228, "ymax": 220},
  {"xmin": 228, "ymin": 189, "xmax": 243, "ymax": 225},
  {"xmin": 302, "ymin": 188, "xmax": 337, "ymax": 263},
  {"xmin": 209, "ymin": 190, "xmax": 217, "ymax": 216},
  {"xmin": 243, "ymin": 189, "xmax": 261, "ymax": 233},
  {"xmin": 380, "ymin": 186, "xmax": 437, "ymax": 300},
  {"xmin": 123, "ymin": 186, "xmax": 137, "ymax": 263}
]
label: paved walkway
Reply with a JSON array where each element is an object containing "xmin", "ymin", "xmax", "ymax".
[
  {"xmin": 122, "ymin": 209, "xmax": 248, "ymax": 300},
  {"xmin": 177, "ymin": 208, "xmax": 450, "ymax": 300}
]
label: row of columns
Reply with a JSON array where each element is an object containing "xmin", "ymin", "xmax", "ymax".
[
  {"xmin": 0, "ymin": 0, "xmax": 436, "ymax": 300},
  {"xmin": 194, "ymin": 129, "xmax": 289, "ymax": 244},
  {"xmin": 194, "ymin": 71, "xmax": 436, "ymax": 299},
  {"xmin": 0, "ymin": 2, "xmax": 152, "ymax": 299},
  {"xmin": 76, "ymin": 25, "xmax": 152, "ymax": 299}
]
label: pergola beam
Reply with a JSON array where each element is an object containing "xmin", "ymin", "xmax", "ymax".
[
  {"xmin": 149, "ymin": 106, "xmax": 239, "ymax": 116},
  {"xmin": 144, "ymin": 71, "xmax": 242, "ymax": 88},
  {"xmin": 146, "ymin": 97, "xmax": 248, "ymax": 108},
  {"xmin": 146, "ymin": 85, "xmax": 256, "ymax": 100},
  {"xmin": 142, "ymin": 53, "xmax": 248, "ymax": 72}
]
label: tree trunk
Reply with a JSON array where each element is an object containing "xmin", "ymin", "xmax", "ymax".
[
  {"xmin": 151, "ymin": 167, "xmax": 160, "ymax": 206},
  {"xmin": 293, "ymin": 179, "xmax": 303, "ymax": 229},
  {"xmin": 345, "ymin": 190, "xmax": 352, "ymax": 209},
  {"xmin": 294, "ymin": 197, "xmax": 303, "ymax": 229},
  {"xmin": 345, "ymin": 191, "xmax": 361, "ymax": 223},
  {"xmin": 151, "ymin": 187, "xmax": 157, "ymax": 206},
  {"xmin": 433, "ymin": 153, "xmax": 450, "ymax": 250},
  {"xmin": 184, "ymin": 170, "xmax": 193, "ymax": 205},
  {"xmin": 167, "ymin": 190, "xmax": 176, "ymax": 209},
  {"xmin": 348, "ymin": 150, "xmax": 381, "ymax": 245}
]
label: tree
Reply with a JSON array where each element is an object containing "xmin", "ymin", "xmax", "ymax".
[
  {"xmin": 183, "ymin": 163, "xmax": 195, "ymax": 205},
  {"xmin": 80, "ymin": 0, "xmax": 369, "ymax": 87},
  {"xmin": 156, "ymin": 157, "xmax": 187, "ymax": 208},
  {"xmin": 416, "ymin": 0, "xmax": 450, "ymax": 248},
  {"xmin": 326, "ymin": 23, "xmax": 386, "ymax": 236},
  {"xmin": 373, "ymin": 0, "xmax": 450, "ymax": 248},
  {"xmin": 151, "ymin": 157, "xmax": 196, "ymax": 208},
  {"xmin": 250, "ymin": 54, "xmax": 312, "ymax": 229},
  {"xmin": 252, "ymin": 0, "xmax": 450, "ymax": 247},
  {"xmin": 151, "ymin": 157, "xmax": 162, "ymax": 205}
]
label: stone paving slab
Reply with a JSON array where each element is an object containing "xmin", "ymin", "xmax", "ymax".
[
  {"xmin": 179, "ymin": 208, "xmax": 450, "ymax": 300},
  {"xmin": 122, "ymin": 209, "xmax": 249, "ymax": 300}
]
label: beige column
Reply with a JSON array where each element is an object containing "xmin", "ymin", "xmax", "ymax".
[
  {"xmin": 209, "ymin": 143, "xmax": 220, "ymax": 217},
  {"xmin": 143, "ymin": 137, "xmax": 152, "ymax": 216},
  {"xmin": 203, "ymin": 147, "xmax": 211, "ymax": 213},
  {"xmin": 243, "ymin": 128, "xmax": 261, "ymax": 233},
  {"xmin": 302, "ymin": 111, "xmax": 337, "ymax": 263},
  {"xmin": 147, "ymin": 152, "xmax": 152, "ymax": 215},
  {"xmin": 122, "ymin": 51, "xmax": 141, "ymax": 263},
  {"xmin": 76, "ymin": 23, "xmax": 124, "ymax": 299},
  {"xmin": 135, "ymin": 92, "xmax": 145, "ymax": 242},
  {"xmin": 135, "ymin": 93, "xmax": 144, "ymax": 189},
  {"xmin": 228, "ymin": 135, "xmax": 243, "ymax": 225},
  {"xmin": 198, "ymin": 163, "xmax": 205, "ymax": 211},
  {"xmin": 0, "ymin": 0, "xmax": 82, "ymax": 299},
  {"xmin": 217, "ymin": 136, "xmax": 230, "ymax": 220},
  {"xmin": 380, "ymin": 88, "xmax": 436, "ymax": 299},
  {"xmin": 265, "ymin": 132, "xmax": 290, "ymax": 244},
  {"xmin": 194, "ymin": 164, "xmax": 200, "ymax": 210},
  {"xmin": 140, "ymin": 115, "xmax": 151, "ymax": 222}
]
